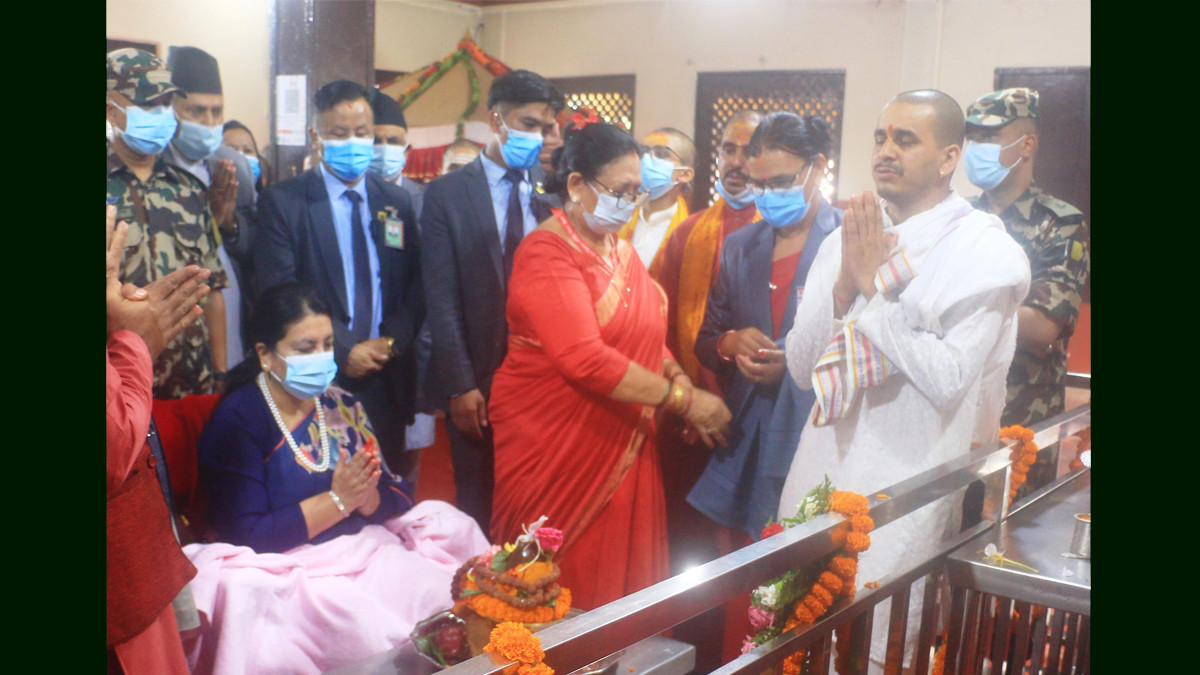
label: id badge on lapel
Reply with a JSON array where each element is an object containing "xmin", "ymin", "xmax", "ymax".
[{"xmin": 378, "ymin": 207, "xmax": 405, "ymax": 249}]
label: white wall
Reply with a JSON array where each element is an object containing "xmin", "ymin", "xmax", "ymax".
[
  {"xmin": 376, "ymin": 0, "xmax": 483, "ymax": 72},
  {"xmin": 106, "ymin": 0, "xmax": 273, "ymax": 151},
  {"xmin": 467, "ymin": 0, "xmax": 1090, "ymax": 198}
]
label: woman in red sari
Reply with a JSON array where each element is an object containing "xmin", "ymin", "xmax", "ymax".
[{"xmin": 489, "ymin": 121, "xmax": 732, "ymax": 610}]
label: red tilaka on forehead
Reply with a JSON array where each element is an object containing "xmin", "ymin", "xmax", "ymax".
[{"xmin": 888, "ymin": 124, "xmax": 894, "ymax": 134}]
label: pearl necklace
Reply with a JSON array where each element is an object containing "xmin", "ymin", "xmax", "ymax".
[{"xmin": 257, "ymin": 371, "xmax": 332, "ymax": 472}]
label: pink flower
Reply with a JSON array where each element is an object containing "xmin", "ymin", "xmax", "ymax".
[
  {"xmin": 536, "ymin": 527, "xmax": 564, "ymax": 552},
  {"xmin": 477, "ymin": 544, "xmax": 502, "ymax": 567},
  {"xmin": 741, "ymin": 635, "xmax": 758, "ymax": 654},
  {"xmin": 748, "ymin": 606, "xmax": 776, "ymax": 631}
]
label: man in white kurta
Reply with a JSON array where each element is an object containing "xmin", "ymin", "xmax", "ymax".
[{"xmin": 778, "ymin": 90, "xmax": 1030, "ymax": 672}]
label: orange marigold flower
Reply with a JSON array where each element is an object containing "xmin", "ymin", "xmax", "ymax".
[
  {"xmin": 844, "ymin": 532, "xmax": 871, "ymax": 554},
  {"xmin": 1014, "ymin": 461, "xmax": 1031, "ymax": 474},
  {"xmin": 516, "ymin": 664, "xmax": 555, "ymax": 675},
  {"xmin": 553, "ymin": 588, "xmax": 572, "ymax": 619},
  {"xmin": 783, "ymin": 614, "xmax": 800, "ymax": 631},
  {"xmin": 810, "ymin": 583, "xmax": 834, "ymax": 606},
  {"xmin": 829, "ymin": 491, "xmax": 870, "ymax": 517},
  {"xmin": 803, "ymin": 593, "xmax": 829, "ymax": 616},
  {"xmin": 864, "ymin": 581, "xmax": 880, "ymax": 590},
  {"xmin": 484, "ymin": 622, "xmax": 545, "ymax": 663},
  {"xmin": 829, "ymin": 555, "xmax": 857, "ymax": 579},
  {"xmin": 783, "ymin": 651, "xmax": 806, "ymax": 675},
  {"xmin": 818, "ymin": 571, "xmax": 843, "ymax": 595},
  {"xmin": 793, "ymin": 604, "xmax": 817, "ymax": 624},
  {"xmin": 850, "ymin": 514, "xmax": 874, "ymax": 533}
]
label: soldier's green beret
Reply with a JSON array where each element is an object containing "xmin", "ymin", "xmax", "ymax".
[
  {"xmin": 966, "ymin": 87, "xmax": 1039, "ymax": 128},
  {"xmin": 107, "ymin": 48, "xmax": 182, "ymax": 105}
]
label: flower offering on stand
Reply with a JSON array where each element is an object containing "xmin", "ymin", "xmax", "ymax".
[
  {"xmin": 740, "ymin": 476, "xmax": 875, "ymax": 675},
  {"xmin": 450, "ymin": 516, "xmax": 572, "ymax": 656}
]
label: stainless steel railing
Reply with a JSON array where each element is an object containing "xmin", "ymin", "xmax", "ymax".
[{"xmin": 443, "ymin": 405, "xmax": 1091, "ymax": 675}]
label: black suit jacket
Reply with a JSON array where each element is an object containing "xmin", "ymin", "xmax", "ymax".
[
  {"xmin": 421, "ymin": 156, "xmax": 518, "ymax": 405},
  {"xmin": 254, "ymin": 168, "xmax": 425, "ymax": 435}
]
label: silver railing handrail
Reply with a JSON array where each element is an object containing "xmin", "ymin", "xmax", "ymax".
[{"xmin": 442, "ymin": 405, "xmax": 1091, "ymax": 675}]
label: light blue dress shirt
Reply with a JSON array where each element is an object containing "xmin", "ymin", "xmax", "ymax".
[
  {"xmin": 480, "ymin": 153, "xmax": 537, "ymax": 253},
  {"xmin": 319, "ymin": 163, "xmax": 382, "ymax": 338}
]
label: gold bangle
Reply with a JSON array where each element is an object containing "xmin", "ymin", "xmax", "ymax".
[{"xmin": 669, "ymin": 384, "xmax": 687, "ymax": 412}]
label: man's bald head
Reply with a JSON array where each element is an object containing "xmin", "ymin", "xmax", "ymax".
[
  {"xmin": 889, "ymin": 90, "xmax": 965, "ymax": 149},
  {"xmin": 646, "ymin": 127, "xmax": 696, "ymax": 167}
]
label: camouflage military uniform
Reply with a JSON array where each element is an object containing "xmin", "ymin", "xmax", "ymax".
[
  {"xmin": 972, "ymin": 185, "xmax": 1089, "ymax": 426},
  {"xmin": 965, "ymin": 87, "xmax": 1090, "ymax": 427},
  {"xmin": 108, "ymin": 47, "xmax": 229, "ymax": 399},
  {"xmin": 107, "ymin": 145, "xmax": 228, "ymax": 399}
]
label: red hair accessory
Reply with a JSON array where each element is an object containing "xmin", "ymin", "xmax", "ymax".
[{"xmin": 571, "ymin": 108, "xmax": 601, "ymax": 130}]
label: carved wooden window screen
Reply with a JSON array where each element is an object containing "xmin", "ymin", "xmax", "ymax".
[
  {"xmin": 693, "ymin": 70, "xmax": 845, "ymax": 211},
  {"xmin": 549, "ymin": 74, "xmax": 636, "ymax": 132}
]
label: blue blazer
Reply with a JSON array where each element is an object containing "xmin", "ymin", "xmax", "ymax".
[
  {"xmin": 687, "ymin": 198, "xmax": 842, "ymax": 538},
  {"xmin": 253, "ymin": 169, "xmax": 425, "ymax": 449}
]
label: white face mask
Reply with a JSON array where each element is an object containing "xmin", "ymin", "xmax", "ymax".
[{"xmin": 583, "ymin": 182, "xmax": 637, "ymax": 234}]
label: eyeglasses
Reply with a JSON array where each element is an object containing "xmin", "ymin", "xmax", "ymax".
[
  {"xmin": 643, "ymin": 144, "xmax": 685, "ymax": 164},
  {"xmin": 745, "ymin": 162, "xmax": 814, "ymax": 196},
  {"xmin": 591, "ymin": 178, "xmax": 649, "ymax": 208}
]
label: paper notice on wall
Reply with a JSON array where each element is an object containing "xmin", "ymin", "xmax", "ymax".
[{"xmin": 275, "ymin": 75, "xmax": 307, "ymax": 146}]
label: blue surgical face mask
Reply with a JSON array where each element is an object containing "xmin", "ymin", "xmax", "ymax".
[
  {"xmin": 584, "ymin": 182, "xmax": 638, "ymax": 234},
  {"xmin": 369, "ymin": 143, "xmax": 408, "ymax": 180},
  {"xmin": 271, "ymin": 351, "xmax": 338, "ymax": 399},
  {"xmin": 753, "ymin": 164, "xmax": 815, "ymax": 230},
  {"xmin": 714, "ymin": 177, "xmax": 756, "ymax": 210},
  {"xmin": 640, "ymin": 153, "xmax": 679, "ymax": 200},
  {"xmin": 174, "ymin": 118, "xmax": 225, "ymax": 161},
  {"xmin": 963, "ymin": 135, "xmax": 1028, "ymax": 191},
  {"xmin": 497, "ymin": 118, "xmax": 544, "ymax": 170},
  {"xmin": 113, "ymin": 103, "xmax": 178, "ymax": 156},
  {"xmin": 242, "ymin": 153, "xmax": 262, "ymax": 183},
  {"xmin": 321, "ymin": 137, "xmax": 375, "ymax": 182}
]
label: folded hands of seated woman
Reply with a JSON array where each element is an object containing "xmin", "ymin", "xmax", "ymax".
[{"xmin": 331, "ymin": 445, "xmax": 383, "ymax": 517}]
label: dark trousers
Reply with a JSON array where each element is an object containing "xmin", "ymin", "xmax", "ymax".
[{"xmin": 446, "ymin": 418, "xmax": 494, "ymax": 534}]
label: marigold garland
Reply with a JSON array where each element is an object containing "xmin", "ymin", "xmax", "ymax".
[
  {"xmin": 742, "ymin": 477, "xmax": 875, "ymax": 674},
  {"xmin": 1000, "ymin": 425, "xmax": 1039, "ymax": 506},
  {"xmin": 484, "ymin": 622, "xmax": 554, "ymax": 674}
]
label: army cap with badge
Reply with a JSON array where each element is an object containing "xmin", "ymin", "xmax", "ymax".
[{"xmin": 107, "ymin": 48, "xmax": 184, "ymax": 156}]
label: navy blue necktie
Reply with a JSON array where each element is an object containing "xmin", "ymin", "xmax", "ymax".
[
  {"xmin": 344, "ymin": 190, "xmax": 373, "ymax": 342},
  {"xmin": 503, "ymin": 169, "xmax": 525, "ymax": 281}
]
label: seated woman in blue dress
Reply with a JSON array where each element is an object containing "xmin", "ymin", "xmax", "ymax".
[
  {"xmin": 198, "ymin": 282, "xmax": 414, "ymax": 553},
  {"xmin": 188, "ymin": 282, "xmax": 488, "ymax": 674}
]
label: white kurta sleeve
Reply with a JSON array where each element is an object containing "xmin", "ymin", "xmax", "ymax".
[
  {"xmin": 784, "ymin": 233, "xmax": 847, "ymax": 391},
  {"xmin": 853, "ymin": 286, "xmax": 1020, "ymax": 411}
]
